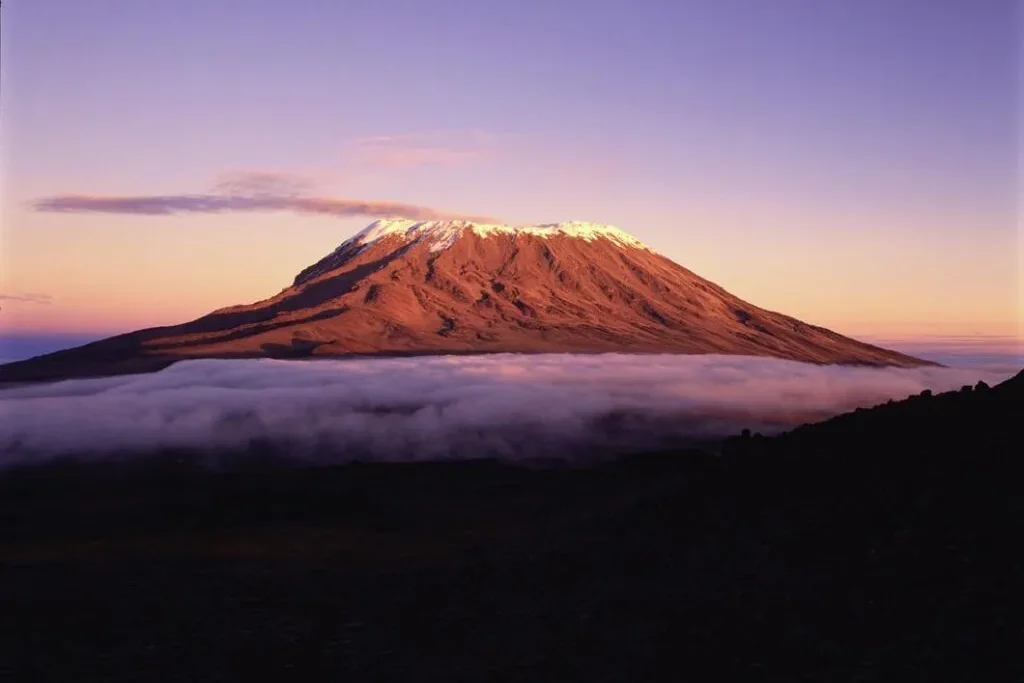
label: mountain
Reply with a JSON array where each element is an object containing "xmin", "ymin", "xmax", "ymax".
[{"xmin": 0, "ymin": 219, "xmax": 931, "ymax": 382}]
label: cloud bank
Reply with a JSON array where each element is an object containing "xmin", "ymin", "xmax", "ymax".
[
  {"xmin": 0, "ymin": 354, "xmax": 1013, "ymax": 470},
  {"xmin": 861, "ymin": 335, "xmax": 1023, "ymax": 371}
]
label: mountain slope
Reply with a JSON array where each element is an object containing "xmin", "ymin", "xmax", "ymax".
[{"xmin": 0, "ymin": 220, "xmax": 931, "ymax": 382}]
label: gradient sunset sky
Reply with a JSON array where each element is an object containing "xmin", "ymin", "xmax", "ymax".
[{"xmin": 1, "ymin": 0, "xmax": 1020, "ymax": 340}]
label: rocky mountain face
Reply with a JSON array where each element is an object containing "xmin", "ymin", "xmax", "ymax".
[{"xmin": 0, "ymin": 219, "xmax": 931, "ymax": 382}]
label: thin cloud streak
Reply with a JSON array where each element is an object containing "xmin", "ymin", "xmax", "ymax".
[
  {"xmin": 344, "ymin": 129, "xmax": 628, "ymax": 186},
  {"xmin": 346, "ymin": 130, "xmax": 497, "ymax": 169},
  {"xmin": 31, "ymin": 188, "xmax": 499, "ymax": 223},
  {"xmin": 861, "ymin": 335, "xmax": 1023, "ymax": 372},
  {"xmin": 0, "ymin": 292, "xmax": 54, "ymax": 305},
  {"xmin": 358, "ymin": 146, "xmax": 482, "ymax": 169}
]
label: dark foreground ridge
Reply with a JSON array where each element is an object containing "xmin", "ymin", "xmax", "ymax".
[{"xmin": 1, "ymin": 370, "xmax": 1021, "ymax": 681}]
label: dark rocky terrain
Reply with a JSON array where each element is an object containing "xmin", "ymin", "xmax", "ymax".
[{"xmin": 1, "ymin": 370, "xmax": 1020, "ymax": 681}]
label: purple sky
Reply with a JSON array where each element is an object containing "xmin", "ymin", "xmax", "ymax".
[{"xmin": 0, "ymin": 0, "xmax": 1019, "ymax": 339}]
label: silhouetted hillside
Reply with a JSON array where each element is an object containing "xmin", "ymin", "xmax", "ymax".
[{"xmin": 1, "ymin": 370, "xmax": 1020, "ymax": 681}]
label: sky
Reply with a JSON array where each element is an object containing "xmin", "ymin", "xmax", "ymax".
[{"xmin": 1, "ymin": 0, "xmax": 1020, "ymax": 342}]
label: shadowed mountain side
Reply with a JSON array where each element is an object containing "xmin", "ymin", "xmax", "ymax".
[{"xmin": 0, "ymin": 224, "xmax": 932, "ymax": 383}]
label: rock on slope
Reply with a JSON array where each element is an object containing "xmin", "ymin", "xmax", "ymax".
[{"xmin": 0, "ymin": 219, "xmax": 931, "ymax": 382}]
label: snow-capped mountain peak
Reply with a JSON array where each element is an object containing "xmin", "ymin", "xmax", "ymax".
[{"xmin": 0, "ymin": 211, "xmax": 935, "ymax": 385}]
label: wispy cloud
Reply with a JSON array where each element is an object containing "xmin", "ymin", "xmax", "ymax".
[
  {"xmin": 347, "ymin": 130, "xmax": 497, "ymax": 170},
  {"xmin": 344, "ymin": 129, "xmax": 627, "ymax": 186},
  {"xmin": 0, "ymin": 292, "xmax": 53, "ymax": 305},
  {"xmin": 210, "ymin": 169, "xmax": 319, "ymax": 197},
  {"xmin": 30, "ymin": 172, "xmax": 499, "ymax": 223}
]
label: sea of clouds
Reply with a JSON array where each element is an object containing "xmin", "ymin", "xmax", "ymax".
[{"xmin": 0, "ymin": 354, "xmax": 1017, "ymax": 469}]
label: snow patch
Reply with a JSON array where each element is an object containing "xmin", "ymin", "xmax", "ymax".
[{"xmin": 342, "ymin": 219, "xmax": 650, "ymax": 253}]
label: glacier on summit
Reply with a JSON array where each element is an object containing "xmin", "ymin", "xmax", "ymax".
[
  {"xmin": 342, "ymin": 219, "xmax": 651, "ymax": 253},
  {"xmin": 292, "ymin": 219, "xmax": 653, "ymax": 286}
]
